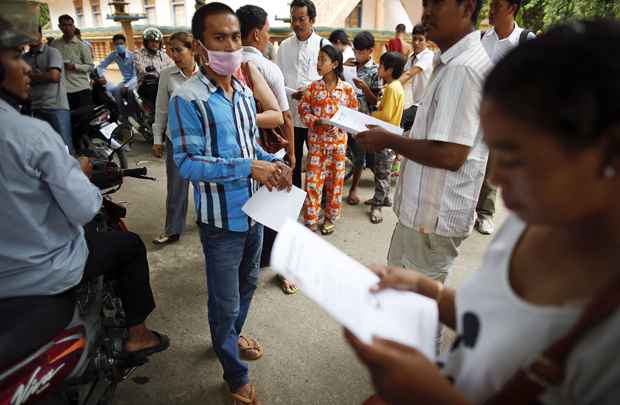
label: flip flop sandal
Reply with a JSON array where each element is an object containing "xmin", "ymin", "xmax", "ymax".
[
  {"xmin": 346, "ymin": 195, "xmax": 360, "ymax": 205},
  {"xmin": 238, "ymin": 336, "xmax": 263, "ymax": 361},
  {"xmin": 277, "ymin": 275, "xmax": 299, "ymax": 295},
  {"xmin": 364, "ymin": 198, "xmax": 380, "ymax": 206},
  {"xmin": 321, "ymin": 222, "xmax": 335, "ymax": 235},
  {"xmin": 370, "ymin": 208, "xmax": 383, "ymax": 224},
  {"xmin": 152, "ymin": 234, "xmax": 180, "ymax": 245},
  {"xmin": 231, "ymin": 384, "xmax": 261, "ymax": 405},
  {"xmin": 121, "ymin": 331, "xmax": 170, "ymax": 360}
]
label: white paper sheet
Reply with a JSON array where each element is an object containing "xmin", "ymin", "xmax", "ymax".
[
  {"xmin": 328, "ymin": 106, "xmax": 404, "ymax": 136},
  {"xmin": 343, "ymin": 65, "xmax": 363, "ymax": 95},
  {"xmin": 270, "ymin": 219, "xmax": 438, "ymax": 360},
  {"xmin": 100, "ymin": 122, "xmax": 118, "ymax": 140},
  {"xmin": 273, "ymin": 148, "xmax": 287, "ymax": 159},
  {"xmin": 242, "ymin": 186, "xmax": 307, "ymax": 232}
]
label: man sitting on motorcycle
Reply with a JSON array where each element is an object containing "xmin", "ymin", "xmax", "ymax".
[
  {"xmin": 0, "ymin": 19, "xmax": 169, "ymax": 359},
  {"xmin": 95, "ymin": 33, "xmax": 137, "ymax": 120},
  {"xmin": 134, "ymin": 27, "xmax": 173, "ymax": 102}
]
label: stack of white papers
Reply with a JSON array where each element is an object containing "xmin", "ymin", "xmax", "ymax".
[
  {"xmin": 328, "ymin": 106, "xmax": 404, "ymax": 136},
  {"xmin": 270, "ymin": 219, "xmax": 438, "ymax": 360},
  {"xmin": 242, "ymin": 186, "xmax": 307, "ymax": 232}
]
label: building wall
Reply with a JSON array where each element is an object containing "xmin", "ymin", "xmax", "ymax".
[{"xmin": 45, "ymin": 0, "xmax": 422, "ymax": 31}]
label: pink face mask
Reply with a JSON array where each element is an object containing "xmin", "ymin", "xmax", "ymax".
[{"xmin": 198, "ymin": 41, "xmax": 242, "ymax": 76}]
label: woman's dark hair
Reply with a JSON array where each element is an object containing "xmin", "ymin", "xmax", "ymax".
[
  {"xmin": 169, "ymin": 31, "xmax": 193, "ymax": 50},
  {"xmin": 484, "ymin": 20, "xmax": 620, "ymax": 152},
  {"xmin": 329, "ymin": 29, "xmax": 350, "ymax": 46},
  {"xmin": 353, "ymin": 31, "xmax": 375, "ymax": 50},
  {"xmin": 320, "ymin": 44, "xmax": 344, "ymax": 81},
  {"xmin": 412, "ymin": 24, "xmax": 427, "ymax": 36},
  {"xmin": 380, "ymin": 51, "xmax": 406, "ymax": 79},
  {"xmin": 112, "ymin": 33, "xmax": 126, "ymax": 43},
  {"xmin": 290, "ymin": 0, "xmax": 317, "ymax": 20},
  {"xmin": 236, "ymin": 5, "xmax": 268, "ymax": 40},
  {"xmin": 395, "ymin": 24, "xmax": 406, "ymax": 33},
  {"xmin": 192, "ymin": 2, "xmax": 235, "ymax": 41}
]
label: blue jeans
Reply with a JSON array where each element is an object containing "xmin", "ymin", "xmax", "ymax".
[
  {"xmin": 33, "ymin": 109, "xmax": 74, "ymax": 154},
  {"xmin": 198, "ymin": 223, "xmax": 263, "ymax": 391},
  {"xmin": 106, "ymin": 78, "xmax": 137, "ymax": 120}
]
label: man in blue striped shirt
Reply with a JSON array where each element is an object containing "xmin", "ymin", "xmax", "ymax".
[{"xmin": 168, "ymin": 3, "xmax": 291, "ymax": 404}]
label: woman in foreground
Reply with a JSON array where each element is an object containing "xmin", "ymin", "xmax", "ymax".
[{"xmin": 347, "ymin": 20, "xmax": 620, "ymax": 405}]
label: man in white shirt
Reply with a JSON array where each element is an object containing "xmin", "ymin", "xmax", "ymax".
[
  {"xmin": 399, "ymin": 24, "xmax": 435, "ymax": 131},
  {"xmin": 236, "ymin": 4, "xmax": 298, "ymax": 295},
  {"xmin": 276, "ymin": 0, "xmax": 328, "ymax": 188},
  {"xmin": 356, "ymin": 0, "xmax": 492, "ymax": 283},
  {"xmin": 476, "ymin": 0, "xmax": 535, "ymax": 235}
]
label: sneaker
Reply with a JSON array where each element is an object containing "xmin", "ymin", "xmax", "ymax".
[{"xmin": 475, "ymin": 217, "xmax": 495, "ymax": 235}]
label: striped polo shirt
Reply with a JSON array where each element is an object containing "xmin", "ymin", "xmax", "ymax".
[
  {"xmin": 168, "ymin": 69, "xmax": 278, "ymax": 232},
  {"xmin": 394, "ymin": 31, "xmax": 493, "ymax": 238}
]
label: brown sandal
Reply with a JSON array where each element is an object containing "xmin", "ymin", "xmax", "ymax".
[
  {"xmin": 231, "ymin": 384, "xmax": 261, "ymax": 405},
  {"xmin": 238, "ymin": 335, "xmax": 263, "ymax": 361}
]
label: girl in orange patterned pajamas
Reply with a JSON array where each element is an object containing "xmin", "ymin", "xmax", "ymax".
[{"xmin": 299, "ymin": 45, "xmax": 359, "ymax": 235}]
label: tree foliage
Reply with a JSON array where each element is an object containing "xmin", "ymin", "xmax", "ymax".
[
  {"xmin": 39, "ymin": 2, "xmax": 50, "ymax": 29},
  {"xmin": 480, "ymin": 0, "xmax": 619, "ymax": 32}
]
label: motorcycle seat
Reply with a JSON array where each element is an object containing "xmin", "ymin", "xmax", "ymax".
[{"xmin": 0, "ymin": 292, "xmax": 75, "ymax": 370}]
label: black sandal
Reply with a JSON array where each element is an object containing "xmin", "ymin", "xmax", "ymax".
[
  {"xmin": 122, "ymin": 331, "xmax": 170, "ymax": 359},
  {"xmin": 152, "ymin": 234, "xmax": 180, "ymax": 245}
]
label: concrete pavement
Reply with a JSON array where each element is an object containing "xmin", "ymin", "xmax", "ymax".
[{"xmin": 112, "ymin": 141, "xmax": 508, "ymax": 405}]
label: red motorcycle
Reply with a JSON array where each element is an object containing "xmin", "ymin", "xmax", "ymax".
[{"xmin": 0, "ymin": 159, "xmax": 154, "ymax": 405}]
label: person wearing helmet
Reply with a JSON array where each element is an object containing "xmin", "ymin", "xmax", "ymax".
[
  {"xmin": 0, "ymin": 17, "xmax": 170, "ymax": 361},
  {"xmin": 134, "ymin": 27, "xmax": 173, "ymax": 85}
]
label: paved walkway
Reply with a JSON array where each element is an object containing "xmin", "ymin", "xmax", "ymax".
[{"xmin": 112, "ymin": 141, "xmax": 508, "ymax": 404}]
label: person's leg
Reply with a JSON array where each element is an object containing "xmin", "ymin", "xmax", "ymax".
[
  {"xmin": 235, "ymin": 224, "xmax": 263, "ymax": 335},
  {"xmin": 259, "ymin": 227, "xmax": 276, "ymax": 268},
  {"xmin": 293, "ymin": 127, "xmax": 308, "ymax": 188},
  {"xmin": 370, "ymin": 148, "xmax": 394, "ymax": 206},
  {"xmin": 32, "ymin": 109, "xmax": 74, "ymax": 154},
  {"xmin": 67, "ymin": 92, "xmax": 80, "ymax": 111},
  {"xmin": 82, "ymin": 230, "xmax": 161, "ymax": 352},
  {"xmin": 387, "ymin": 222, "xmax": 464, "ymax": 282},
  {"xmin": 164, "ymin": 138, "xmax": 190, "ymax": 237},
  {"xmin": 475, "ymin": 154, "xmax": 497, "ymax": 234},
  {"xmin": 55, "ymin": 109, "xmax": 75, "ymax": 155},
  {"xmin": 303, "ymin": 138, "xmax": 326, "ymax": 228},
  {"xmin": 347, "ymin": 137, "xmax": 365, "ymax": 205},
  {"xmin": 68, "ymin": 89, "xmax": 93, "ymax": 110},
  {"xmin": 198, "ymin": 224, "xmax": 249, "ymax": 392},
  {"xmin": 325, "ymin": 139, "xmax": 347, "ymax": 224}
]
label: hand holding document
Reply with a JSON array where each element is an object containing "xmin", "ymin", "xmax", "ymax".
[
  {"xmin": 271, "ymin": 219, "xmax": 438, "ymax": 360},
  {"xmin": 343, "ymin": 66, "xmax": 363, "ymax": 95},
  {"xmin": 286, "ymin": 86, "xmax": 304, "ymax": 101},
  {"xmin": 242, "ymin": 186, "xmax": 307, "ymax": 232},
  {"xmin": 328, "ymin": 106, "xmax": 404, "ymax": 136}
]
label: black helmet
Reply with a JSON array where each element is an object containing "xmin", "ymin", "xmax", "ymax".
[
  {"xmin": 0, "ymin": 18, "xmax": 32, "ymax": 50},
  {"xmin": 142, "ymin": 27, "xmax": 163, "ymax": 48}
]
